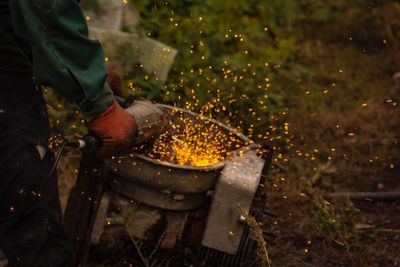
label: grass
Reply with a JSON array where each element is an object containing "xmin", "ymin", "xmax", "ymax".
[
  {"xmin": 242, "ymin": 210, "xmax": 272, "ymax": 267},
  {"xmin": 265, "ymin": 40, "xmax": 400, "ymax": 267}
]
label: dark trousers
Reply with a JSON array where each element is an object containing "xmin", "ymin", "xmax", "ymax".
[{"xmin": 0, "ymin": 27, "xmax": 73, "ymax": 266}]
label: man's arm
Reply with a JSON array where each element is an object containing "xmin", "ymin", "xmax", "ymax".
[{"xmin": 10, "ymin": 0, "xmax": 113, "ymax": 121}]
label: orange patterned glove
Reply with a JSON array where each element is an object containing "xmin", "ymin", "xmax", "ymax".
[{"xmin": 88, "ymin": 100, "xmax": 136, "ymax": 156}]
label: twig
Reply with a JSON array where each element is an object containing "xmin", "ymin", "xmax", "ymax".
[
  {"xmin": 125, "ymin": 225, "xmax": 149, "ymax": 267},
  {"xmin": 263, "ymin": 210, "xmax": 278, "ymax": 218},
  {"xmin": 149, "ymin": 231, "xmax": 167, "ymax": 261},
  {"xmin": 358, "ymin": 228, "xmax": 400, "ymax": 234},
  {"xmin": 324, "ymin": 191, "xmax": 400, "ymax": 201},
  {"xmin": 279, "ymin": 252, "xmax": 319, "ymax": 267},
  {"xmin": 272, "ymin": 161, "xmax": 288, "ymax": 172}
]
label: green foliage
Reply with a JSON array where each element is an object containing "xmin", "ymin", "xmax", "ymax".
[
  {"xmin": 40, "ymin": 0, "xmax": 395, "ymax": 144},
  {"xmin": 46, "ymin": 0, "xmax": 400, "ymax": 149},
  {"xmin": 129, "ymin": 0, "xmax": 303, "ymax": 144},
  {"xmin": 128, "ymin": 0, "xmax": 400, "ymax": 146},
  {"xmin": 309, "ymin": 195, "xmax": 356, "ymax": 249}
]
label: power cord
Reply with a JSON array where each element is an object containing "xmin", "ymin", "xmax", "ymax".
[
  {"xmin": 48, "ymin": 141, "xmax": 68, "ymax": 178},
  {"xmin": 48, "ymin": 135, "xmax": 100, "ymax": 178}
]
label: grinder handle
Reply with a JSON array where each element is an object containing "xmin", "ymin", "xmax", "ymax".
[
  {"xmin": 82, "ymin": 134, "xmax": 102, "ymax": 154},
  {"xmin": 68, "ymin": 96, "xmax": 126, "ymax": 154},
  {"xmin": 66, "ymin": 134, "xmax": 102, "ymax": 154}
]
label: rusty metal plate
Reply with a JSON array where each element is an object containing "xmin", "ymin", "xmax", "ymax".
[{"xmin": 201, "ymin": 147, "xmax": 265, "ymax": 254}]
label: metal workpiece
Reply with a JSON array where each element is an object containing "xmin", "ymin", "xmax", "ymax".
[
  {"xmin": 201, "ymin": 147, "xmax": 266, "ymax": 255},
  {"xmin": 110, "ymin": 155, "xmax": 221, "ymax": 194},
  {"xmin": 117, "ymin": 179, "xmax": 207, "ymax": 211},
  {"xmin": 109, "ymin": 104, "xmax": 252, "ymax": 195}
]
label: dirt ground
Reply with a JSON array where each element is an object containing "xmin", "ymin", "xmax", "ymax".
[{"xmin": 264, "ymin": 45, "xmax": 400, "ymax": 266}]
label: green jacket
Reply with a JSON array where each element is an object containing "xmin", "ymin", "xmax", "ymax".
[{"xmin": 1, "ymin": 0, "xmax": 113, "ymax": 121}]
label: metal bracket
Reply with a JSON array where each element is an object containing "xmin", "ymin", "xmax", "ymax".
[{"xmin": 201, "ymin": 146, "xmax": 265, "ymax": 254}]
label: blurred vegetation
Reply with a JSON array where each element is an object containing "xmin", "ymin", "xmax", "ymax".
[
  {"xmin": 123, "ymin": 0, "xmax": 400, "ymax": 151},
  {"xmin": 46, "ymin": 0, "xmax": 400, "ymax": 153}
]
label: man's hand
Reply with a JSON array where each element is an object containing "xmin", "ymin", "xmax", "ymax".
[
  {"xmin": 87, "ymin": 100, "xmax": 135, "ymax": 156},
  {"xmin": 88, "ymin": 69, "xmax": 167, "ymax": 156}
]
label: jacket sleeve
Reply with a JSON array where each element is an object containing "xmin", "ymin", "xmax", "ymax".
[{"xmin": 10, "ymin": 0, "xmax": 114, "ymax": 121}]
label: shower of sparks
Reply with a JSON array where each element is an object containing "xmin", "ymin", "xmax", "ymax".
[
  {"xmin": 46, "ymin": 2, "xmax": 295, "ymax": 167},
  {"xmin": 144, "ymin": 108, "xmax": 247, "ymax": 167},
  {"xmin": 121, "ymin": 1, "xmax": 294, "ymax": 167},
  {"xmin": 48, "ymin": 134, "xmax": 65, "ymax": 151}
]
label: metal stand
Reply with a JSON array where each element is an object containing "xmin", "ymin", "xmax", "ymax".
[{"xmin": 63, "ymin": 154, "xmax": 107, "ymax": 266}]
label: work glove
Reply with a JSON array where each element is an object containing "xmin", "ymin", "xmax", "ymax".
[
  {"xmin": 87, "ymin": 68, "xmax": 130, "ymax": 156},
  {"xmin": 87, "ymin": 99, "xmax": 135, "ymax": 156},
  {"xmin": 105, "ymin": 69, "xmax": 168, "ymax": 145},
  {"xmin": 88, "ymin": 69, "xmax": 167, "ymax": 156}
]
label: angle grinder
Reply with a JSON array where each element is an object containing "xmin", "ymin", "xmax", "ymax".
[
  {"xmin": 68, "ymin": 96, "xmax": 166, "ymax": 151},
  {"xmin": 49, "ymin": 96, "xmax": 167, "ymax": 176}
]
